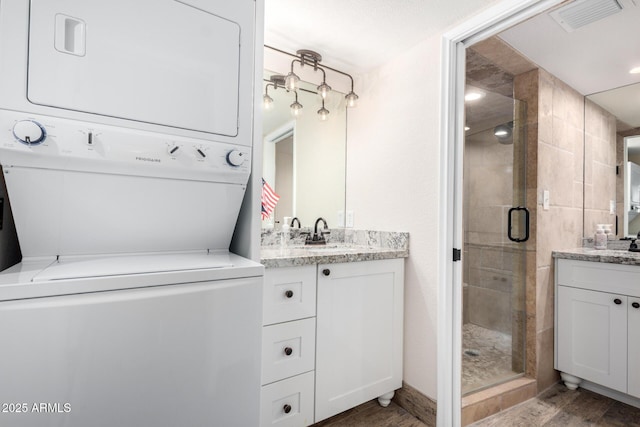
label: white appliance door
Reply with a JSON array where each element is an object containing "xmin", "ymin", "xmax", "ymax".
[
  {"xmin": 27, "ymin": 0, "xmax": 241, "ymax": 137},
  {"xmin": 4, "ymin": 167, "xmax": 247, "ymax": 257},
  {"xmin": 0, "ymin": 276, "xmax": 262, "ymax": 427}
]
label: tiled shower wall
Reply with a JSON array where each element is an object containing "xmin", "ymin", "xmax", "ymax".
[{"xmin": 515, "ymin": 68, "xmax": 616, "ymax": 393}]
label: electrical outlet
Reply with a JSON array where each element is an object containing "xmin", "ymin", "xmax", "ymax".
[
  {"xmin": 346, "ymin": 210, "xmax": 354, "ymax": 228},
  {"xmin": 610, "ymin": 200, "xmax": 616, "ymax": 215},
  {"xmin": 337, "ymin": 211, "xmax": 345, "ymax": 227},
  {"xmin": 543, "ymin": 190, "xmax": 550, "ymax": 211}
]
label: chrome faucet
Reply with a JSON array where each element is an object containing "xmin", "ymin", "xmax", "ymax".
[
  {"xmin": 290, "ymin": 217, "xmax": 301, "ymax": 228},
  {"xmin": 305, "ymin": 217, "xmax": 330, "ymax": 245}
]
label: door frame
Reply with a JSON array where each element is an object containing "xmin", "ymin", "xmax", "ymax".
[{"xmin": 437, "ymin": 1, "xmax": 564, "ymax": 425}]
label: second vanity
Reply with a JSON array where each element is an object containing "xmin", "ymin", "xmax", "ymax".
[
  {"xmin": 259, "ymin": 230, "xmax": 408, "ymax": 427},
  {"xmin": 554, "ymin": 249, "xmax": 640, "ymax": 407}
]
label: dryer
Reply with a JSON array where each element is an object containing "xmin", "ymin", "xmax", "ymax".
[{"xmin": 0, "ymin": 0, "xmax": 263, "ymax": 426}]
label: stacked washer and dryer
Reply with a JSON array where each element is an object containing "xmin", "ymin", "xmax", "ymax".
[{"xmin": 0, "ymin": 1, "xmax": 263, "ymax": 426}]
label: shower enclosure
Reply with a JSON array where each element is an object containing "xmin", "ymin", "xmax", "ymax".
[{"xmin": 462, "ymin": 89, "xmax": 528, "ymax": 395}]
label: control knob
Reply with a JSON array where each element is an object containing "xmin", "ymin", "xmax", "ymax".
[
  {"xmin": 168, "ymin": 145, "xmax": 181, "ymax": 156},
  {"xmin": 226, "ymin": 149, "xmax": 246, "ymax": 167},
  {"xmin": 196, "ymin": 148, "xmax": 207, "ymax": 159},
  {"xmin": 13, "ymin": 120, "xmax": 46, "ymax": 145}
]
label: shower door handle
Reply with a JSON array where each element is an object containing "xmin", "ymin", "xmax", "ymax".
[{"xmin": 508, "ymin": 206, "xmax": 530, "ymax": 243}]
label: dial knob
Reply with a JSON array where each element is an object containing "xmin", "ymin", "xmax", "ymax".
[
  {"xmin": 13, "ymin": 120, "xmax": 46, "ymax": 145},
  {"xmin": 226, "ymin": 150, "xmax": 246, "ymax": 167},
  {"xmin": 168, "ymin": 145, "xmax": 180, "ymax": 156},
  {"xmin": 196, "ymin": 148, "xmax": 207, "ymax": 159}
]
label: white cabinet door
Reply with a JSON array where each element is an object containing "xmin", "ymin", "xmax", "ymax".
[
  {"xmin": 315, "ymin": 259, "xmax": 404, "ymax": 422},
  {"xmin": 629, "ymin": 297, "xmax": 640, "ymax": 398},
  {"xmin": 557, "ymin": 285, "xmax": 627, "ymax": 393}
]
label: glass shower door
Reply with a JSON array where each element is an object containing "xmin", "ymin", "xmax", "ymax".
[{"xmin": 462, "ymin": 94, "xmax": 527, "ymax": 395}]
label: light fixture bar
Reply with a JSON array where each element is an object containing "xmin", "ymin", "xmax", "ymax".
[{"xmin": 265, "ymin": 45, "xmax": 358, "ymax": 108}]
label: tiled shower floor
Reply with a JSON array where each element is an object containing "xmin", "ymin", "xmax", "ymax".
[{"xmin": 462, "ymin": 323, "xmax": 522, "ymax": 395}]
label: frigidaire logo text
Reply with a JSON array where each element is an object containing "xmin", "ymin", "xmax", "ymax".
[{"xmin": 135, "ymin": 156, "xmax": 161, "ymax": 163}]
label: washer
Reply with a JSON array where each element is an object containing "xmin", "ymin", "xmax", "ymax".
[{"xmin": 0, "ymin": 0, "xmax": 263, "ymax": 425}]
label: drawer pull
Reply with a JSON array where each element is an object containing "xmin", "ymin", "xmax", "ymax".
[
  {"xmin": 322, "ymin": 268, "xmax": 330, "ymax": 276},
  {"xmin": 614, "ymin": 298, "xmax": 622, "ymax": 305},
  {"xmin": 284, "ymin": 347, "xmax": 293, "ymax": 356},
  {"xmin": 285, "ymin": 290, "xmax": 294, "ymax": 298},
  {"xmin": 283, "ymin": 404, "xmax": 292, "ymax": 414},
  {"xmin": 633, "ymin": 302, "xmax": 640, "ymax": 309}
]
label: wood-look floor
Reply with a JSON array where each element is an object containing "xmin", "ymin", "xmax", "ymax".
[
  {"xmin": 308, "ymin": 382, "xmax": 640, "ymax": 426},
  {"xmin": 471, "ymin": 383, "xmax": 640, "ymax": 426},
  {"xmin": 311, "ymin": 400, "xmax": 428, "ymax": 427}
]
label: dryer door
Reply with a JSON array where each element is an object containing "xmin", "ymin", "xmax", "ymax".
[{"xmin": 27, "ymin": 0, "xmax": 241, "ymax": 137}]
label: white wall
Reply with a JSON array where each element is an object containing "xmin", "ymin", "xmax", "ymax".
[
  {"xmin": 347, "ymin": 35, "xmax": 442, "ymax": 398},
  {"xmin": 346, "ymin": 1, "xmax": 501, "ymax": 399}
]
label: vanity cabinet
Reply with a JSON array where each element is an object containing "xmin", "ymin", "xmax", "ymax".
[
  {"xmin": 260, "ymin": 258, "xmax": 404, "ymax": 426},
  {"xmin": 555, "ymin": 258, "xmax": 640, "ymax": 399},
  {"xmin": 315, "ymin": 258, "xmax": 404, "ymax": 422}
]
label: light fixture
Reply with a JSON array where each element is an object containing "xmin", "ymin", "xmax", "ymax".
[
  {"xmin": 262, "ymin": 74, "xmax": 286, "ymax": 112},
  {"xmin": 345, "ymin": 91, "xmax": 359, "ymax": 108},
  {"xmin": 465, "ymin": 91, "xmax": 484, "ymax": 102},
  {"xmin": 263, "ymin": 46, "xmax": 360, "ymax": 121},
  {"xmin": 263, "ymin": 93, "xmax": 274, "ymax": 110},
  {"xmin": 290, "ymin": 91, "xmax": 303, "ymax": 117},
  {"xmin": 630, "ymin": 66, "xmax": 640, "ymax": 74},
  {"xmin": 317, "ymin": 99, "xmax": 330, "ymax": 121},
  {"xmin": 494, "ymin": 121, "xmax": 514, "ymax": 144},
  {"xmin": 465, "ymin": 126, "xmax": 470, "ymax": 131}
]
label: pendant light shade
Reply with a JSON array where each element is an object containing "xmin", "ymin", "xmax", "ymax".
[
  {"xmin": 263, "ymin": 93, "xmax": 274, "ymax": 110},
  {"xmin": 317, "ymin": 99, "xmax": 330, "ymax": 121},
  {"xmin": 345, "ymin": 91, "xmax": 359, "ymax": 108},
  {"xmin": 317, "ymin": 81, "xmax": 332, "ymax": 99},
  {"xmin": 285, "ymin": 72, "xmax": 300, "ymax": 91}
]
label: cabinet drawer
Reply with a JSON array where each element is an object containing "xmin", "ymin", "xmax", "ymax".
[
  {"xmin": 556, "ymin": 259, "xmax": 640, "ymax": 297},
  {"xmin": 260, "ymin": 371, "xmax": 315, "ymax": 427},
  {"xmin": 262, "ymin": 318, "xmax": 316, "ymax": 385},
  {"xmin": 264, "ymin": 266, "xmax": 317, "ymax": 325}
]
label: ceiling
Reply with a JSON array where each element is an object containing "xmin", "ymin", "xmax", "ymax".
[
  {"xmin": 265, "ymin": 0, "xmax": 640, "ymax": 130},
  {"xmin": 264, "ymin": 0, "xmax": 498, "ymax": 74},
  {"xmin": 498, "ymin": 0, "xmax": 640, "ymax": 128}
]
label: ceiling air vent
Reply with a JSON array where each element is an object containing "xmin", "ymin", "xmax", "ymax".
[{"xmin": 550, "ymin": 0, "xmax": 622, "ymax": 32}]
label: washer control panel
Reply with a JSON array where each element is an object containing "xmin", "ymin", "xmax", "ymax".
[{"xmin": 1, "ymin": 112, "xmax": 251, "ymax": 183}]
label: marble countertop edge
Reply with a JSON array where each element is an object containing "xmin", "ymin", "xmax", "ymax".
[
  {"xmin": 260, "ymin": 245, "xmax": 409, "ymax": 268},
  {"xmin": 553, "ymin": 248, "xmax": 640, "ymax": 266}
]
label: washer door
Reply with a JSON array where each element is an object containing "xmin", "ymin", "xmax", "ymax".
[
  {"xmin": 0, "ymin": 277, "xmax": 262, "ymax": 427},
  {"xmin": 27, "ymin": 0, "xmax": 241, "ymax": 137}
]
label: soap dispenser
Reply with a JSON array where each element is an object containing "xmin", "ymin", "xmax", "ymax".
[{"xmin": 594, "ymin": 225, "xmax": 607, "ymax": 250}]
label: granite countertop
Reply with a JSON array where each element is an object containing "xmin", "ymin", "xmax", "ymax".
[
  {"xmin": 260, "ymin": 244, "xmax": 408, "ymax": 268},
  {"xmin": 260, "ymin": 230, "xmax": 409, "ymax": 267},
  {"xmin": 553, "ymin": 247, "xmax": 640, "ymax": 266}
]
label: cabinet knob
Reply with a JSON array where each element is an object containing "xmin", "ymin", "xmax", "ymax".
[
  {"xmin": 322, "ymin": 268, "xmax": 330, "ymax": 276},
  {"xmin": 285, "ymin": 290, "xmax": 294, "ymax": 298},
  {"xmin": 633, "ymin": 302, "xmax": 640, "ymax": 309},
  {"xmin": 614, "ymin": 298, "xmax": 622, "ymax": 305},
  {"xmin": 283, "ymin": 404, "xmax": 292, "ymax": 414},
  {"xmin": 284, "ymin": 347, "xmax": 293, "ymax": 356}
]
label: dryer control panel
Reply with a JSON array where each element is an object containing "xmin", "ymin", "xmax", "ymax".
[{"xmin": 0, "ymin": 111, "xmax": 251, "ymax": 184}]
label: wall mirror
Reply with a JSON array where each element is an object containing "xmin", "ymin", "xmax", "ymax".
[
  {"xmin": 585, "ymin": 82, "xmax": 640, "ymax": 238},
  {"xmin": 261, "ymin": 70, "xmax": 347, "ymax": 230}
]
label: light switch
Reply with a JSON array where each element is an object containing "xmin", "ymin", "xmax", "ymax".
[
  {"xmin": 610, "ymin": 200, "xmax": 616, "ymax": 215},
  {"xmin": 346, "ymin": 211, "xmax": 354, "ymax": 228},
  {"xmin": 337, "ymin": 211, "xmax": 345, "ymax": 227},
  {"xmin": 543, "ymin": 190, "xmax": 550, "ymax": 211}
]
